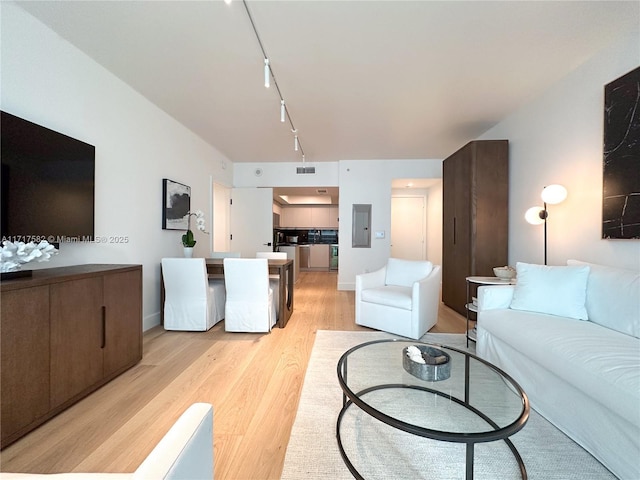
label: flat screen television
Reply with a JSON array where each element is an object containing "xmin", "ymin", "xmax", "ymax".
[{"xmin": 1, "ymin": 111, "xmax": 95, "ymax": 243}]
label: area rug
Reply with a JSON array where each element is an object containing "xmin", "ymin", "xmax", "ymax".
[{"xmin": 281, "ymin": 330, "xmax": 615, "ymax": 480}]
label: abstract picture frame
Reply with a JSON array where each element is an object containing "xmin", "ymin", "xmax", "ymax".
[
  {"xmin": 162, "ymin": 178, "xmax": 191, "ymax": 230},
  {"xmin": 602, "ymin": 66, "xmax": 640, "ymax": 239}
]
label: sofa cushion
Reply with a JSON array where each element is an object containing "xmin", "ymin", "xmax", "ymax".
[
  {"xmin": 509, "ymin": 262, "xmax": 590, "ymax": 320},
  {"xmin": 567, "ymin": 259, "xmax": 640, "ymax": 338},
  {"xmin": 385, "ymin": 258, "xmax": 432, "ymax": 287},
  {"xmin": 361, "ymin": 285, "xmax": 412, "ymax": 310}
]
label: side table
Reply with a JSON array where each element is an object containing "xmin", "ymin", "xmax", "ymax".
[{"xmin": 465, "ymin": 276, "xmax": 513, "ymax": 347}]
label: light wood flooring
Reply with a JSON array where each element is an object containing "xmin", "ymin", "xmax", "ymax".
[{"xmin": 0, "ymin": 271, "xmax": 466, "ymax": 478}]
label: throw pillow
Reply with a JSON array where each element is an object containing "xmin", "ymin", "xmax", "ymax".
[
  {"xmin": 385, "ymin": 258, "xmax": 433, "ymax": 287},
  {"xmin": 509, "ymin": 262, "xmax": 590, "ymax": 320},
  {"xmin": 567, "ymin": 259, "xmax": 640, "ymax": 338}
]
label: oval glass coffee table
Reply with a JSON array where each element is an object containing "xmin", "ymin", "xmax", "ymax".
[{"xmin": 336, "ymin": 339, "xmax": 529, "ymax": 479}]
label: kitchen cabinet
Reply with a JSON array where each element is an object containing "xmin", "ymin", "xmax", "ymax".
[
  {"xmin": 309, "ymin": 244, "xmax": 330, "ymax": 270},
  {"xmin": 282, "ymin": 207, "xmax": 311, "ymax": 227},
  {"xmin": 329, "ymin": 206, "xmax": 339, "ymax": 228},
  {"xmin": 442, "ymin": 140, "xmax": 508, "ymax": 316},
  {"xmin": 299, "ymin": 245, "xmax": 310, "ymax": 270},
  {"xmin": 281, "ymin": 206, "xmax": 338, "ymax": 228},
  {"xmin": 0, "ymin": 264, "xmax": 142, "ymax": 448},
  {"xmin": 311, "ymin": 207, "xmax": 330, "ymax": 228}
]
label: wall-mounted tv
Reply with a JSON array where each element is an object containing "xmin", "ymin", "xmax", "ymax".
[{"xmin": 1, "ymin": 111, "xmax": 95, "ymax": 243}]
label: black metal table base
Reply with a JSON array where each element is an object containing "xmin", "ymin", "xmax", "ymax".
[{"xmin": 336, "ymin": 383, "xmax": 527, "ymax": 480}]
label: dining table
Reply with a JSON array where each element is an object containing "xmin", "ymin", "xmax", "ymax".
[{"xmin": 205, "ymin": 258, "xmax": 294, "ymax": 328}]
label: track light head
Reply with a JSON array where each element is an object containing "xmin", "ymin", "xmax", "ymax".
[{"xmin": 264, "ymin": 58, "xmax": 270, "ymax": 88}]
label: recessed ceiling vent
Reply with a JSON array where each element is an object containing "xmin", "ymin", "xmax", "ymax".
[{"xmin": 296, "ymin": 166, "xmax": 316, "ymax": 174}]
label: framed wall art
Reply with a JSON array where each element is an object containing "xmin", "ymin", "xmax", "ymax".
[
  {"xmin": 602, "ymin": 66, "xmax": 640, "ymax": 239},
  {"xmin": 162, "ymin": 178, "xmax": 190, "ymax": 230}
]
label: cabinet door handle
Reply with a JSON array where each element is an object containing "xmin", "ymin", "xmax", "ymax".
[
  {"xmin": 453, "ymin": 217, "xmax": 456, "ymax": 245},
  {"xmin": 101, "ymin": 306, "xmax": 106, "ymax": 349}
]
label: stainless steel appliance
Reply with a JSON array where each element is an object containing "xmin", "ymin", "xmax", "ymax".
[{"xmin": 330, "ymin": 244, "xmax": 338, "ymax": 271}]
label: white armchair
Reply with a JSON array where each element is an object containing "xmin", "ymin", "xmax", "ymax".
[
  {"xmin": 355, "ymin": 258, "xmax": 441, "ymax": 340},
  {"xmin": 161, "ymin": 258, "xmax": 225, "ymax": 331}
]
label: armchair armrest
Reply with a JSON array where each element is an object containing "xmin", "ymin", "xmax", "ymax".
[
  {"xmin": 0, "ymin": 404, "xmax": 214, "ymax": 480},
  {"xmin": 356, "ymin": 266, "xmax": 387, "ymax": 292},
  {"xmin": 414, "ymin": 265, "xmax": 441, "ymax": 304},
  {"xmin": 477, "ymin": 285, "xmax": 515, "ymax": 311},
  {"xmin": 412, "ymin": 265, "xmax": 442, "ymax": 336},
  {"xmin": 134, "ymin": 403, "xmax": 213, "ymax": 480}
]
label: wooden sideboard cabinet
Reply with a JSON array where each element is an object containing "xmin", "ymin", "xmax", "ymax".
[{"xmin": 0, "ymin": 264, "xmax": 142, "ymax": 448}]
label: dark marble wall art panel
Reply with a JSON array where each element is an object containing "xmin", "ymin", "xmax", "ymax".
[{"xmin": 603, "ymin": 66, "xmax": 640, "ymax": 239}]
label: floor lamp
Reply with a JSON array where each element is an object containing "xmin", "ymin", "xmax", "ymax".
[{"xmin": 525, "ymin": 184, "xmax": 567, "ymax": 265}]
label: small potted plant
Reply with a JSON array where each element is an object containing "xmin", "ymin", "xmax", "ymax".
[{"xmin": 182, "ymin": 210, "xmax": 207, "ymax": 257}]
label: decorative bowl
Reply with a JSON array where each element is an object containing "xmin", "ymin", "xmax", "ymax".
[
  {"xmin": 493, "ymin": 266, "xmax": 516, "ymax": 280},
  {"xmin": 402, "ymin": 345, "xmax": 451, "ymax": 381}
]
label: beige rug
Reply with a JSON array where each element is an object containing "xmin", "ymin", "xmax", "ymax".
[{"xmin": 281, "ymin": 330, "xmax": 615, "ymax": 479}]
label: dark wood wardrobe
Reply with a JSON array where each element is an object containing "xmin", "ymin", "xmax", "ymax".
[{"xmin": 442, "ymin": 140, "xmax": 509, "ymax": 315}]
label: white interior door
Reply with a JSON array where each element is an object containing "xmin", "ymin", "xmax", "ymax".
[
  {"xmin": 230, "ymin": 187, "xmax": 273, "ymax": 257},
  {"xmin": 391, "ymin": 195, "xmax": 426, "ymax": 260},
  {"xmin": 212, "ymin": 182, "xmax": 231, "ymax": 253}
]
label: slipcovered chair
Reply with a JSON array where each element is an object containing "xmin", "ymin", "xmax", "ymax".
[
  {"xmin": 161, "ymin": 258, "xmax": 225, "ymax": 331},
  {"xmin": 223, "ymin": 258, "xmax": 276, "ymax": 332},
  {"xmin": 355, "ymin": 258, "xmax": 442, "ymax": 340}
]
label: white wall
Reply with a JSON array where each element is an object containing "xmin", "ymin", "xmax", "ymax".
[
  {"xmin": 480, "ymin": 27, "xmax": 640, "ymax": 271},
  {"xmin": 1, "ymin": 4, "xmax": 234, "ymax": 330},
  {"xmin": 426, "ymin": 182, "xmax": 443, "ymax": 266},
  {"xmin": 234, "ymin": 159, "xmax": 442, "ymax": 290},
  {"xmin": 234, "ymin": 161, "xmax": 339, "ymax": 188},
  {"xmin": 337, "ymin": 159, "xmax": 442, "ymax": 289}
]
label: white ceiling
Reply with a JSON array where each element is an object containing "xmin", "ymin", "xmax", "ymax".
[{"xmin": 15, "ymin": 1, "xmax": 638, "ymax": 166}]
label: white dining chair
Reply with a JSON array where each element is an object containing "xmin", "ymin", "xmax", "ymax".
[
  {"xmin": 161, "ymin": 258, "xmax": 226, "ymax": 331},
  {"xmin": 210, "ymin": 251, "xmax": 241, "ymax": 258},
  {"xmin": 223, "ymin": 258, "xmax": 276, "ymax": 332}
]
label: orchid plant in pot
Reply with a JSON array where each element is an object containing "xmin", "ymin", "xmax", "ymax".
[{"xmin": 182, "ymin": 210, "xmax": 207, "ymax": 257}]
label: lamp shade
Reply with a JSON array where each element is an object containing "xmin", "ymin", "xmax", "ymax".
[
  {"xmin": 525, "ymin": 206, "xmax": 545, "ymax": 225},
  {"xmin": 541, "ymin": 184, "xmax": 567, "ymax": 205}
]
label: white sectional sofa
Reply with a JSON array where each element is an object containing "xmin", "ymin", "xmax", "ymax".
[
  {"xmin": 0, "ymin": 403, "xmax": 214, "ymax": 480},
  {"xmin": 476, "ymin": 261, "xmax": 639, "ymax": 480}
]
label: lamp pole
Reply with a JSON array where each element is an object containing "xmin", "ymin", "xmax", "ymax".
[{"xmin": 540, "ymin": 203, "xmax": 549, "ymax": 265}]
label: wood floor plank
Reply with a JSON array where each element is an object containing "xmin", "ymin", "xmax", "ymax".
[{"xmin": 0, "ymin": 271, "xmax": 466, "ymax": 477}]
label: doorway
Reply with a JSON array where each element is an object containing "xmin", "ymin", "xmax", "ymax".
[
  {"xmin": 212, "ymin": 182, "xmax": 231, "ymax": 252},
  {"xmin": 391, "ymin": 195, "xmax": 426, "ymax": 260}
]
